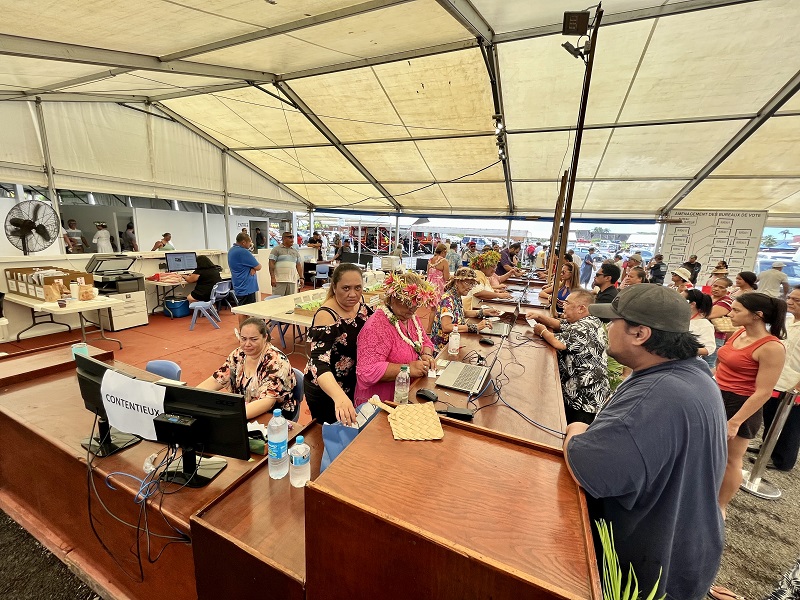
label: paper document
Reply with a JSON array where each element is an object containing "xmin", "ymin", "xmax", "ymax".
[{"xmin": 101, "ymin": 370, "xmax": 166, "ymax": 440}]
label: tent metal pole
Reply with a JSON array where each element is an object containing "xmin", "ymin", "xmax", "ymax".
[
  {"xmin": 222, "ymin": 151, "xmax": 231, "ymax": 249},
  {"xmin": 203, "ymin": 203, "xmax": 210, "ymax": 249},
  {"xmin": 34, "ymin": 98, "xmax": 66, "ymax": 254},
  {"xmin": 506, "ymin": 220, "xmax": 512, "ymax": 247},
  {"xmin": 550, "ymin": 172, "xmax": 569, "ymax": 317},
  {"xmin": 395, "ymin": 214, "xmax": 400, "ymax": 255},
  {"xmin": 357, "ymin": 217, "xmax": 362, "ymax": 264},
  {"xmin": 559, "ymin": 6, "xmax": 604, "ymax": 303}
]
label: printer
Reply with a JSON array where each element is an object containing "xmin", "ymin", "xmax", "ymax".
[{"xmin": 84, "ymin": 254, "xmax": 145, "ymax": 294}]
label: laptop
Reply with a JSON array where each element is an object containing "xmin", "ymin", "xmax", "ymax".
[
  {"xmin": 480, "ymin": 305, "xmax": 520, "ymax": 337},
  {"xmin": 436, "ymin": 334, "xmax": 509, "ymax": 395}
]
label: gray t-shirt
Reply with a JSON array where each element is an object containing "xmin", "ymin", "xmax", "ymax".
[{"xmin": 567, "ymin": 358, "xmax": 727, "ymax": 600}]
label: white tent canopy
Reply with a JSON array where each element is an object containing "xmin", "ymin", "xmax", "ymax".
[{"xmin": 1, "ymin": 0, "xmax": 799, "ymax": 219}]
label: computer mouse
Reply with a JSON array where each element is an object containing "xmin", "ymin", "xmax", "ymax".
[
  {"xmin": 479, "ymin": 337, "xmax": 495, "ymax": 346},
  {"xmin": 415, "ymin": 388, "xmax": 438, "ymax": 402}
]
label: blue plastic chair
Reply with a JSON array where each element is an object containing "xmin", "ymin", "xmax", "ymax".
[
  {"xmin": 146, "ymin": 360, "xmax": 182, "ymax": 381},
  {"xmin": 288, "ymin": 367, "xmax": 304, "ymax": 422},
  {"xmin": 312, "ymin": 264, "xmax": 330, "ymax": 289},
  {"xmin": 189, "ymin": 283, "xmax": 222, "ymax": 330},
  {"xmin": 210, "ymin": 279, "xmax": 237, "ymax": 312}
]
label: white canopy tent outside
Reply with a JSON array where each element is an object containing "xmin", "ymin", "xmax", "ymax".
[{"xmin": 0, "ymin": 0, "xmax": 799, "ymax": 222}]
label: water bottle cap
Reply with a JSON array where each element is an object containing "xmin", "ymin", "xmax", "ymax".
[
  {"xmin": 296, "ymin": 436, "xmax": 304, "ymax": 444},
  {"xmin": 273, "ymin": 409, "xmax": 282, "ymax": 417}
]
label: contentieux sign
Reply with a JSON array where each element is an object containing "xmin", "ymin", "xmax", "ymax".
[{"xmin": 101, "ymin": 370, "xmax": 166, "ymax": 440}]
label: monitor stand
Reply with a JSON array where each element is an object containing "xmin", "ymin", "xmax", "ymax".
[
  {"xmin": 81, "ymin": 418, "xmax": 140, "ymax": 457},
  {"xmin": 160, "ymin": 447, "xmax": 227, "ymax": 488}
]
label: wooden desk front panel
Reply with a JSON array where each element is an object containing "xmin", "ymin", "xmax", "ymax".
[
  {"xmin": 192, "ymin": 422, "xmax": 324, "ymax": 600},
  {"xmin": 306, "ymin": 417, "xmax": 600, "ymax": 600}
]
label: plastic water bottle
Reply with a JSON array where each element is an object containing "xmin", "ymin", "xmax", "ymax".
[
  {"xmin": 289, "ymin": 435, "xmax": 311, "ymax": 488},
  {"xmin": 267, "ymin": 409, "xmax": 289, "ymax": 479},
  {"xmin": 394, "ymin": 365, "xmax": 410, "ymax": 404},
  {"xmin": 448, "ymin": 330, "xmax": 460, "ymax": 356}
]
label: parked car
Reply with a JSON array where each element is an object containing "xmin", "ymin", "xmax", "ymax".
[{"xmin": 461, "ymin": 236, "xmax": 491, "ymax": 250}]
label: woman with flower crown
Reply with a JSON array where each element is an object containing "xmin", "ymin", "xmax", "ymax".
[
  {"xmin": 430, "ymin": 267, "xmax": 494, "ymax": 350},
  {"xmin": 468, "ymin": 251, "xmax": 513, "ymax": 302},
  {"xmin": 355, "ymin": 272, "xmax": 438, "ymax": 404}
]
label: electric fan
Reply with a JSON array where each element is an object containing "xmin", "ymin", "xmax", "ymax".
[{"xmin": 4, "ymin": 200, "xmax": 60, "ymax": 255}]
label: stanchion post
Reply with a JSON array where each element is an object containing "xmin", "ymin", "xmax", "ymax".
[{"xmin": 741, "ymin": 389, "xmax": 798, "ymax": 499}]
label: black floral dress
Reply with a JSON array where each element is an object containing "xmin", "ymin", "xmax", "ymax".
[{"xmin": 304, "ymin": 302, "xmax": 372, "ymax": 424}]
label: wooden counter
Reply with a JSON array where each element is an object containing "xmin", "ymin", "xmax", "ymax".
[
  {"xmin": 191, "ymin": 421, "xmax": 323, "ymax": 600},
  {"xmin": 0, "ymin": 358, "xmax": 262, "ymax": 600},
  {"xmin": 0, "ymin": 342, "xmax": 113, "ymax": 387},
  {"xmin": 305, "ymin": 416, "xmax": 601, "ymax": 600},
  {"xmin": 411, "ymin": 315, "xmax": 566, "ymax": 448}
]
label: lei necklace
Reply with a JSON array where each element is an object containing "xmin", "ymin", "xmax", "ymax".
[{"xmin": 379, "ymin": 303, "xmax": 425, "ymax": 356}]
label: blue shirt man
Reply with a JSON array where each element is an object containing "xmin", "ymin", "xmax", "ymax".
[
  {"xmin": 228, "ymin": 233, "xmax": 261, "ymax": 309},
  {"xmin": 566, "ymin": 285, "xmax": 727, "ymax": 600}
]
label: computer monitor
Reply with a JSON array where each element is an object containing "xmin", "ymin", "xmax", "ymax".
[
  {"xmin": 75, "ymin": 354, "xmax": 141, "ymax": 457},
  {"xmin": 75, "ymin": 355, "xmax": 250, "ymax": 488},
  {"xmin": 165, "ymin": 252, "xmax": 197, "ymax": 272},
  {"xmin": 154, "ymin": 384, "xmax": 249, "ymax": 488}
]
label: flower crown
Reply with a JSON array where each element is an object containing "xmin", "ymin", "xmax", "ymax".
[
  {"xmin": 470, "ymin": 250, "xmax": 501, "ymax": 271},
  {"xmin": 383, "ymin": 273, "xmax": 437, "ymax": 308}
]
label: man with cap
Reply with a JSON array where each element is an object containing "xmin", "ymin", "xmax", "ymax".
[
  {"xmin": 564, "ymin": 285, "xmax": 727, "ymax": 600},
  {"xmin": 681, "ymin": 254, "xmax": 702, "ymax": 284},
  {"xmin": 647, "ymin": 254, "xmax": 668, "ymax": 285},
  {"xmin": 757, "ymin": 261, "xmax": 790, "ymax": 298},
  {"xmin": 462, "ymin": 241, "xmax": 480, "ymax": 266},
  {"xmin": 269, "ymin": 231, "xmax": 304, "ymax": 296}
]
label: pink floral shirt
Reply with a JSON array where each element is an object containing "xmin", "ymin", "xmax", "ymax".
[{"xmin": 355, "ymin": 309, "xmax": 434, "ymax": 404}]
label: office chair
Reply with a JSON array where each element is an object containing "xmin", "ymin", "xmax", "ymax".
[
  {"xmin": 146, "ymin": 360, "xmax": 182, "ymax": 381},
  {"xmin": 312, "ymin": 264, "xmax": 330, "ymax": 289}
]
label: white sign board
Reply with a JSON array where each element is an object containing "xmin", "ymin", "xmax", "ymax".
[
  {"xmin": 101, "ymin": 370, "xmax": 166, "ymax": 440},
  {"xmin": 660, "ymin": 210, "xmax": 767, "ymax": 276}
]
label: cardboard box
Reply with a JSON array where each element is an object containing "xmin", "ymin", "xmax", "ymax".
[{"xmin": 4, "ymin": 267, "xmax": 94, "ymax": 300}]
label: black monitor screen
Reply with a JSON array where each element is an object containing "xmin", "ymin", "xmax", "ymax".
[
  {"xmin": 75, "ymin": 355, "xmax": 249, "ymax": 486},
  {"xmin": 165, "ymin": 252, "xmax": 197, "ymax": 272}
]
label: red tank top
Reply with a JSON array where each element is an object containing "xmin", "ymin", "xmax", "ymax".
[{"xmin": 716, "ymin": 329, "xmax": 781, "ymax": 396}]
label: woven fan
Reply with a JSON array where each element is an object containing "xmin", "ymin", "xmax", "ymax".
[{"xmin": 369, "ymin": 396, "xmax": 444, "ymax": 441}]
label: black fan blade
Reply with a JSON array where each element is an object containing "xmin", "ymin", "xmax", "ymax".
[
  {"xmin": 31, "ymin": 202, "xmax": 42, "ymax": 221},
  {"xmin": 9, "ymin": 217, "xmax": 26, "ymax": 227},
  {"xmin": 35, "ymin": 223, "xmax": 52, "ymax": 242},
  {"xmin": 10, "ymin": 228, "xmax": 26, "ymax": 238}
]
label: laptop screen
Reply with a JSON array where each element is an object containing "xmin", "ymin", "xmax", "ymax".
[{"xmin": 165, "ymin": 252, "xmax": 198, "ymax": 272}]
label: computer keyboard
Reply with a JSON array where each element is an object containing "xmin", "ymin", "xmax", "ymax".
[{"xmin": 452, "ymin": 364, "xmax": 486, "ymax": 390}]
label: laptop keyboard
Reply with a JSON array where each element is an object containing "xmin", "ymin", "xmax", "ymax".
[{"xmin": 452, "ymin": 364, "xmax": 487, "ymax": 390}]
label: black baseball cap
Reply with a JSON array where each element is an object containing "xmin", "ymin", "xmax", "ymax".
[{"xmin": 589, "ymin": 285, "xmax": 690, "ymax": 333}]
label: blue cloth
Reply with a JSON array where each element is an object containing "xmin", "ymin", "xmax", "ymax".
[
  {"xmin": 567, "ymin": 358, "xmax": 727, "ymax": 600},
  {"xmin": 228, "ymin": 244, "xmax": 259, "ymax": 296}
]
